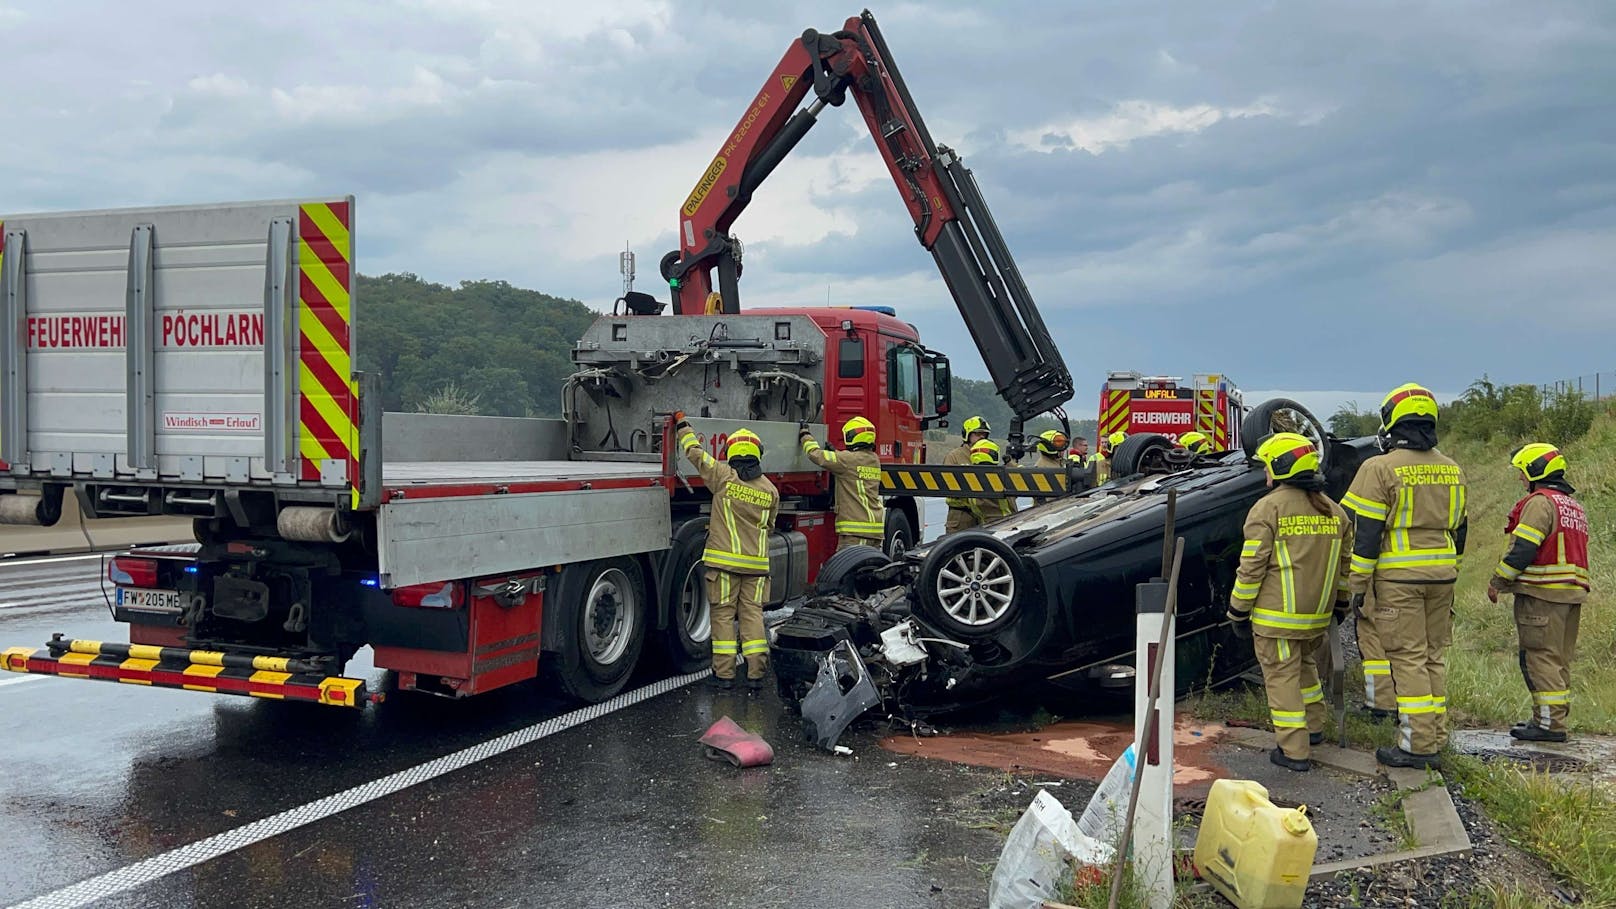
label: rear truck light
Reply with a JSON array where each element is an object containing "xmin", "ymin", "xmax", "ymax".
[
  {"xmin": 108, "ymin": 557, "xmax": 159, "ymax": 588},
  {"xmin": 391, "ymin": 581, "xmax": 464, "ymax": 609}
]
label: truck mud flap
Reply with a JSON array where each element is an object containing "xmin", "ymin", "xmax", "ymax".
[{"xmin": 1, "ymin": 639, "xmax": 367, "ymax": 707}]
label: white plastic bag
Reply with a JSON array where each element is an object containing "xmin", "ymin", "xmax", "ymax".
[
  {"xmin": 988, "ymin": 789, "xmax": 1116, "ymax": 909},
  {"xmin": 1077, "ymin": 744, "xmax": 1137, "ymax": 846}
]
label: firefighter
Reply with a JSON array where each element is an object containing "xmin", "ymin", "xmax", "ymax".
[
  {"xmin": 1226, "ymin": 433, "xmax": 1354, "ymax": 772},
  {"xmin": 968, "ymin": 439, "xmax": 1018, "ymax": 523},
  {"xmin": 800, "ymin": 416, "xmax": 886, "ymax": 551},
  {"xmin": 1094, "ymin": 431, "xmax": 1126, "ymax": 484},
  {"xmin": 944, "ymin": 416, "xmax": 992, "ymax": 533},
  {"xmin": 1178, "ymin": 431, "xmax": 1213, "ymax": 456},
  {"xmin": 1069, "ymin": 436, "xmax": 1090, "ymax": 464},
  {"xmin": 1031, "ymin": 429, "xmax": 1069, "ymax": 468},
  {"xmin": 1487, "ymin": 443, "xmax": 1591, "ymax": 743},
  {"xmin": 1343, "ymin": 383, "xmax": 1468, "ymax": 769},
  {"xmin": 675, "ymin": 415, "xmax": 780, "ymax": 692}
]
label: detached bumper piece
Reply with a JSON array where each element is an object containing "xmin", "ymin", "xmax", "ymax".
[{"xmin": 1, "ymin": 639, "xmax": 367, "ymax": 707}]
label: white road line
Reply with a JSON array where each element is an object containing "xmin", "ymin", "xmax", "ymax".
[
  {"xmin": 4, "ymin": 669, "xmax": 708, "ymax": 909},
  {"xmin": 0, "ymin": 674, "xmax": 52, "ymax": 689}
]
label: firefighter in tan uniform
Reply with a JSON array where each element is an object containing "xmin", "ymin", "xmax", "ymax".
[
  {"xmin": 1487, "ymin": 443, "xmax": 1592, "ymax": 742},
  {"xmin": 943, "ymin": 416, "xmax": 992, "ymax": 533},
  {"xmin": 1355, "ymin": 585, "xmax": 1396, "ymax": 720},
  {"xmin": 1094, "ymin": 431, "xmax": 1126, "ymax": 485},
  {"xmin": 1030, "ymin": 430, "xmax": 1069, "ymax": 468},
  {"xmin": 676, "ymin": 416, "xmax": 779, "ymax": 692},
  {"xmin": 968, "ymin": 439, "xmax": 1018, "ymax": 524},
  {"xmin": 1342, "ymin": 384, "xmax": 1468, "ymax": 769},
  {"xmin": 1226, "ymin": 434, "xmax": 1353, "ymax": 772},
  {"xmin": 800, "ymin": 416, "xmax": 886, "ymax": 551}
]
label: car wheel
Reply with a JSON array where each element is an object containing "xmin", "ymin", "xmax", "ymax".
[
  {"xmin": 1110, "ymin": 432, "xmax": 1175, "ymax": 477},
  {"xmin": 812, "ymin": 544, "xmax": 892, "ymax": 597},
  {"xmin": 548, "ymin": 557, "xmax": 647, "ymax": 702},
  {"xmin": 1241, "ymin": 398, "xmax": 1329, "ymax": 468},
  {"xmin": 916, "ymin": 531, "xmax": 1027, "ymax": 638}
]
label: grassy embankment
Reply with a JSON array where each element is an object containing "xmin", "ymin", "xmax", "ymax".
[{"xmin": 1192, "ymin": 405, "xmax": 1616, "ymax": 906}]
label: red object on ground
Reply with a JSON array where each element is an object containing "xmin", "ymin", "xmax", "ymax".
[{"xmin": 699, "ymin": 716, "xmax": 775, "ymax": 768}]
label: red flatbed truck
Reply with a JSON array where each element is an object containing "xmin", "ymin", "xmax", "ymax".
[{"xmin": 0, "ymin": 10, "xmax": 1075, "ymax": 707}]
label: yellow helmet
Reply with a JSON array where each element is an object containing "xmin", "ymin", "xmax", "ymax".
[
  {"xmin": 1510, "ymin": 442, "xmax": 1567, "ymax": 482},
  {"xmin": 842, "ymin": 415, "xmax": 876, "ymax": 447},
  {"xmin": 1379, "ymin": 383, "xmax": 1439, "ymax": 431},
  {"xmin": 969, "ymin": 439, "xmax": 1002, "ymax": 465},
  {"xmin": 724, "ymin": 428, "xmax": 763, "ymax": 461},
  {"xmin": 1178, "ymin": 431, "xmax": 1212, "ymax": 455},
  {"xmin": 1036, "ymin": 429, "xmax": 1069, "ymax": 454},
  {"xmin": 962, "ymin": 415, "xmax": 991, "ymax": 439},
  {"xmin": 1253, "ymin": 432, "xmax": 1320, "ymax": 481}
]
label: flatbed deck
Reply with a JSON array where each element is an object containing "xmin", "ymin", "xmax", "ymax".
[{"xmin": 381, "ymin": 460, "xmax": 662, "ymax": 486}]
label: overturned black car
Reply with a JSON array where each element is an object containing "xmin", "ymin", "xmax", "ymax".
[{"xmin": 769, "ymin": 400, "xmax": 1377, "ymax": 745}]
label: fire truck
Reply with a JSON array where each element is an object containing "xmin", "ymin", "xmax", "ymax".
[
  {"xmin": 1097, "ymin": 371, "xmax": 1245, "ymax": 451},
  {"xmin": 0, "ymin": 12, "xmax": 1073, "ymax": 707}
]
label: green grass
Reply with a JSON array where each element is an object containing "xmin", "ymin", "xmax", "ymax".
[
  {"xmin": 1450, "ymin": 754, "xmax": 1616, "ymax": 906},
  {"xmin": 1445, "ymin": 409, "xmax": 1616, "ymax": 733}
]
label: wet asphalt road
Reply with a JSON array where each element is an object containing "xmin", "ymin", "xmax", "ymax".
[{"xmin": 1, "ymin": 504, "xmax": 1016, "ymax": 908}]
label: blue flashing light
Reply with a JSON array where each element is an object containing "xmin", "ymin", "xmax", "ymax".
[
  {"xmin": 183, "ymin": 565, "xmax": 199, "ymax": 574},
  {"xmin": 851, "ymin": 305, "xmax": 897, "ymax": 316},
  {"xmin": 360, "ymin": 577, "xmax": 380, "ymax": 587}
]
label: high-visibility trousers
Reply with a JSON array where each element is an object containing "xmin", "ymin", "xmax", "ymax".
[
  {"xmin": 1515, "ymin": 593, "xmax": 1581, "ymax": 734},
  {"xmin": 1374, "ymin": 581, "xmax": 1454, "ymax": 755},
  {"xmin": 1355, "ymin": 586, "xmax": 1396, "ymax": 712},
  {"xmin": 1253, "ymin": 634, "xmax": 1327, "ymax": 760},
  {"xmin": 706, "ymin": 569, "xmax": 769, "ymax": 680}
]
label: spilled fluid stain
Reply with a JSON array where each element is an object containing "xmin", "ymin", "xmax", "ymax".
[{"xmin": 879, "ymin": 719, "xmax": 1231, "ymax": 791}]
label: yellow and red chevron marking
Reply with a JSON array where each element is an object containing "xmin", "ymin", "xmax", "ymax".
[
  {"xmin": 1214, "ymin": 389, "xmax": 1230, "ymax": 449},
  {"xmin": 2, "ymin": 645, "xmax": 367, "ymax": 706},
  {"xmin": 0, "ymin": 221, "xmax": 7, "ymax": 471},
  {"xmin": 1099, "ymin": 390, "xmax": 1129, "ymax": 437},
  {"xmin": 296, "ymin": 200, "xmax": 360, "ymax": 504},
  {"xmin": 1196, "ymin": 389, "xmax": 1217, "ymax": 435}
]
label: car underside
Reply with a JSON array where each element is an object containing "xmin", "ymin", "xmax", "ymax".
[{"xmin": 767, "ymin": 399, "xmax": 1379, "ymax": 748}]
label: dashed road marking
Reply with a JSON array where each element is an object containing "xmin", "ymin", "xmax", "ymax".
[{"xmin": 4, "ymin": 670, "xmax": 708, "ymax": 909}]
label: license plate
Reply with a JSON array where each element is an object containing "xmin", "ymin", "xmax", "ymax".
[{"xmin": 116, "ymin": 588, "xmax": 182, "ymax": 613}]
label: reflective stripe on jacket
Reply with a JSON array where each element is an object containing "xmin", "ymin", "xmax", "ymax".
[
  {"xmin": 1342, "ymin": 448, "xmax": 1467, "ymax": 591},
  {"xmin": 1496, "ymin": 489, "xmax": 1591, "ymax": 603},
  {"xmin": 1231, "ymin": 486, "xmax": 1354, "ymax": 638},
  {"xmin": 803, "ymin": 437, "xmax": 885, "ymax": 539},
  {"xmin": 681, "ymin": 430, "xmax": 779, "ymax": 575}
]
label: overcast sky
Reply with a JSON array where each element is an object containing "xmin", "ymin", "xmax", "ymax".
[{"xmin": 5, "ymin": 0, "xmax": 1611, "ymax": 418}]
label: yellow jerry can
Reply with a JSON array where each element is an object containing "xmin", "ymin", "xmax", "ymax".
[{"xmin": 1193, "ymin": 778, "xmax": 1317, "ymax": 909}]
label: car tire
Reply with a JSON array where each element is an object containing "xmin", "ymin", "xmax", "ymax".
[
  {"xmin": 1110, "ymin": 432, "xmax": 1175, "ymax": 478},
  {"xmin": 812, "ymin": 544, "xmax": 892, "ymax": 597},
  {"xmin": 916, "ymin": 530, "xmax": 1028, "ymax": 638},
  {"xmin": 883, "ymin": 507, "xmax": 916, "ymax": 559},
  {"xmin": 658, "ymin": 519, "xmax": 711, "ymax": 674},
  {"xmin": 547, "ymin": 557, "xmax": 648, "ymax": 703},
  {"xmin": 1241, "ymin": 398, "xmax": 1329, "ymax": 468}
]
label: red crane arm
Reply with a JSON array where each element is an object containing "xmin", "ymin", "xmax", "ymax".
[{"xmin": 658, "ymin": 12, "xmax": 1073, "ymax": 444}]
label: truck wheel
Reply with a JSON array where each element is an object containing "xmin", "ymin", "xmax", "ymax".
[
  {"xmin": 916, "ymin": 531, "xmax": 1027, "ymax": 638},
  {"xmin": 812, "ymin": 544, "xmax": 891, "ymax": 597},
  {"xmin": 659, "ymin": 521, "xmax": 711, "ymax": 674},
  {"xmin": 551, "ymin": 557, "xmax": 647, "ymax": 702},
  {"xmin": 1240, "ymin": 398, "xmax": 1329, "ymax": 468},
  {"xmin": 883, "ymin": 508, "xmax": 915, "ymax": 559},
  {"xmin": 1110, "ymin": 432, "xmax": 1174, "ymax": 477}
]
